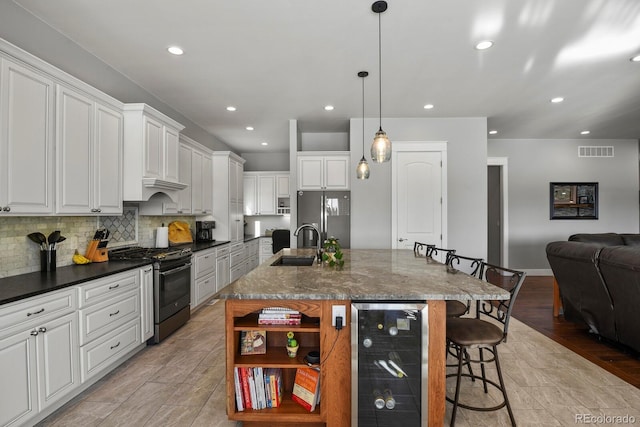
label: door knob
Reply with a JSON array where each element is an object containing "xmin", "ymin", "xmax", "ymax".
[{"xmin": 398, "ymin": 238, "xmax": 406, "ymax": 242}]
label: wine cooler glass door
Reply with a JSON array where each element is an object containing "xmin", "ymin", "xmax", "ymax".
[{"xmin": 351, "ymin": 302, "xmax": 428, "ymax": 427}]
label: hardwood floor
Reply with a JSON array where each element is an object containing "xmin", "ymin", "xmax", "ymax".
[{"xmin": 512, "ymin": 276, "xmax": 640, "ymax": 389}]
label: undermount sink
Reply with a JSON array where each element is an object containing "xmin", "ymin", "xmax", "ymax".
[{"xmin": 271, "ymin": 255, "xmax": 316, "ymax": 266}]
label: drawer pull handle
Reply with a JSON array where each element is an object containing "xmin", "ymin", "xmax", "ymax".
[
  {"xmin": 109, "ymin": 310, "xmax": 120, "ymax": 317},
  {"xmin": 110, "ymin": 341, "xmax": 121, "ymax": 350},
  {"xmin": 30, "ymin": 329, "xmax": 39, "ymax": 336},
  {"xmin": 109, "ymin": 284, "xmax": 120, "ymax": 290},
  {"xmin": 26, "ymin": 308, "xmax": 45, "ymax": 317}
]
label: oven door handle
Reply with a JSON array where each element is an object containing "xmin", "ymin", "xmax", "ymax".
[{"xmin": 160, "ymin": 263, "xmax": 192, "ymax": 276}]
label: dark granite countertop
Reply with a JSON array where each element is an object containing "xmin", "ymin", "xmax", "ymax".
[{"xmin": 0, "ymin": 240, "xmax": 231, "ymax": 307}]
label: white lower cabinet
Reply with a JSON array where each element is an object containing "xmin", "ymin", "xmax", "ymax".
[
  {"xmin": 194, "ymin": 248, "xmax": 217, "ymax": 308},
  {"xmin": 0, "ymin": 289, "xmax": 79, "ymax": 427},
  {"xmin": 260, "ymin": 237, "xmax": 273, "ymax": 264},
  {"xmin": 0, "ymin": 267, "xmax": 151, "ymax": 427},
  {"xmin": 216, "ymin": 245, "xmax": 230, "ymax": 292}
]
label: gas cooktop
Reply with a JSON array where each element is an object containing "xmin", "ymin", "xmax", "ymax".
[{"xmin": 108, "ymin": 246, "xmax": 192, "ymax": 261}]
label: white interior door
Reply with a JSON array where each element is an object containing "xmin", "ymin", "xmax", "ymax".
[{"xmin": 392, "ymin": 143, "xmax": 446, "ymax": 250}]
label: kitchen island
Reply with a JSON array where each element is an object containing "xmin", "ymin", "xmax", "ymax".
[{"xmin": 216, "ymin": 248, "xmax": 510, "ymax": 426}]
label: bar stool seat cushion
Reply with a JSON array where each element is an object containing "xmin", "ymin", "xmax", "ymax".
[{"xmin": 447, "ymin": 317, "xmax": 504, "ymax": 346}]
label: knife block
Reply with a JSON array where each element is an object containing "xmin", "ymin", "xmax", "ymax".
[{"xmin": 85, "ymin": 240, "xmax": 109, "ymax": 263}]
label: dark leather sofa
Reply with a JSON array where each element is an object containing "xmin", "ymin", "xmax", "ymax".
[{"xmin": 546, "ymin": 233, "xmax": 640, "ymax": 353}]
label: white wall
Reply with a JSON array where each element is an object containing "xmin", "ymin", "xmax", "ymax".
[
  {"xmin": 489, "ymin": 139, "xmax": 639, "ymax": 272},
  {"xmin": 350, "ymin": 117, "xmax": 488, "ymax": 258},
  {"xmin": 242, "ymin": 152, "xmax": 290, "ymax": 171}
]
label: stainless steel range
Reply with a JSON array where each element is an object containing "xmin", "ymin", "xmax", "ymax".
[{"xmin": 109, "ymin": 246, "xmax": 192, "ymax": 344}]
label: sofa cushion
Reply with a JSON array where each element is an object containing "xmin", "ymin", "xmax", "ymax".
[
  {"xmin": 620, "ymin": 234, "xmax": 640, "ymax": 247},
  {"xmin": 568, "ymin": 233, "xmax": 624, "ymax": 246}
]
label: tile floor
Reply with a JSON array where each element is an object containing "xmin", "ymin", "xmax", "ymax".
[{"xmin": 37, "ymin": 300, "xmax": 640, "ymax": 426}]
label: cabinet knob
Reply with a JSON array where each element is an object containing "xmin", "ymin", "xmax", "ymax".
[
  {"xmin": 3, "ymin": 206, "xmax": 10, "ymax": 212},
  {"xmin": 38, "ymin": 327, "xmax": 47, "ymax": 333},
  {"xmin": 30, "ymin": 330, "xmax": 39, "ymax": 336}
]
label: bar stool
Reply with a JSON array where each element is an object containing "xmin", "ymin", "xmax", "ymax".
[
  {"xmin": 445, "ymin": 262, "xmax": 526, "ymax": 426},
  {"xmin": 271, "ymin": 229, "xmax": 291, "ymax": 254},
  {"xmin": 413, "ymin": 241, "xmax": 434, "ymax": 257},
  {"xmin": 444, "ymin": 253, "xmax": 483, "ymax": 317}
]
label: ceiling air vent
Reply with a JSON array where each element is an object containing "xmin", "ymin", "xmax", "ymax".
[{"xmin": 578, "ymin": 146, "xmax": 614, "ymax": 157}]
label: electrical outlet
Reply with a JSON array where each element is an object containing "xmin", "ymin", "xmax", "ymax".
[{"xmin": 332, "ymin": 305, "xmax": 346, "ymax": 327}]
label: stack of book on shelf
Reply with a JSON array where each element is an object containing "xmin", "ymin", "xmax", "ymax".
[
  {"xmin": 234, "ymin": 367, "xmax": 283, "ymax": 411},
  {"xmin": 258, "ymin": 307, "xmax": 302, "ymax": 325}
]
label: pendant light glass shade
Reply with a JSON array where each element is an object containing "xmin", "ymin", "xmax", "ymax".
[
  {"xmin": 356, "ymin": 156, "xmax": 370, "ymax": 179},
  {"xmin": 371, "ymin": 1, "xmax": 391, "ymax": 163},
  {"xmin": 357, "ymin": 71, "xmax": 370, "ymax": 180}
]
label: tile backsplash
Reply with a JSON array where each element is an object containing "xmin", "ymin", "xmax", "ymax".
[{"xmin": 0, "ymin": 214, "xmax": 195, "ymax": 278}]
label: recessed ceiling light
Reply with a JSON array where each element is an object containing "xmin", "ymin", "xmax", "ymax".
[
  {"xmin": 580, "ymin": 130, "xmax": 590, "ymax": 135},
  {"xmin": 631, "ymin": 55, "xmax": 640, "ymax": 62},
  {"xmin": 226, "ymin": 106, "xmax": 237, "ymax": 112},
  {"xmin": 550, "ymin": 97, "xmax": 564, "ymax": 103},
  {"xmin": 324, "ymin": 105, "xmax": 334, "ymax": 111},
  {"xmin": 475, "ymin": 40, "xmax": 494, "ymax": 50},
  {"xmin": 246, "ymin": 126, "xmax": 254, "ymax": 131},
  {"xmin": 261, "ymin": 142, "xmax": 268, "ymax": 146},
  {"xmin": 423, "ymin": 104, "xmax": 434, "ymax": 109},
  {"xmin": 488, "ymin": 130, "xmax": 498, "ymax": 135},
  {"xmin": 167, "ymin": 46, "xmax": 184, "ymax": 55}
]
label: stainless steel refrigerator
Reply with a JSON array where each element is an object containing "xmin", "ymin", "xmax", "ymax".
[{"xmin": 297, "ymin": 190, "xmax": 350, "ymax": 249}]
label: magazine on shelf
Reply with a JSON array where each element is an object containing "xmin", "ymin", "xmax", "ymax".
[
  {"xmin": 233, "ymin": 367, "xmax": 244, "ymax": 411},
  {"xmin": 257, "ymin": 317, "xmax": 302, "ymax": 325}
]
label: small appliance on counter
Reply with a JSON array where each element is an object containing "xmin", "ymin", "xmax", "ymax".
[{"xmin": 195, "ymin": 221, "xmax": 216, "ymax": 242}]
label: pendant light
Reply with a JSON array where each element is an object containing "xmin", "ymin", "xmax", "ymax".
[
  {"xmin": 371, "ymin": 0, "xmax": 391, "ymax": 163},
  {"xmin": 356, "ymin": 71, "xmax": 370, "ymax": 180}
]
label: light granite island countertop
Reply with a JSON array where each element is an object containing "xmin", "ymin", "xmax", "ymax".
[
  {"xmin": 217, "ymin": 248, "xmax": 509, "ymax": 301},
  {"xmin": 216, "ymin": 248, "xmax": 510, "ymax": 427}
]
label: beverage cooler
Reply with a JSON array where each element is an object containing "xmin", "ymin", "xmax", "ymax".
[{"xmin": 351, "ymin": 302, "xmax": 428, "ymax": 427}]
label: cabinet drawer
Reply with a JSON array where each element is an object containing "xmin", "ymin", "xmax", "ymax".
[
  {"xmin": 230, "ymin": 249, "xmax": 245, "ymax": 267},
  {"xmin": 77, "ymin": 270, "xmax": 139, "ymax": 308},
  {"xmin": 217, "ymin": 245, "xmax": 230, "ymax": 257},
  {"xmin": 78, "ymin": 290, "xmax": 140, "ymax": 346},
  {"xmin": 80, "ymin": 319, "xmax": 141, "ymax": 383},
  {"xmin": 195, "ymin": 250, "xmax": 216, "ymax": 278},
  {"xmin": 0, "ymin": 288, "xmax": 76, "ymax": 337},
  {"xmin": 195, "ymin": 272, "xmax": 216, "ymax": 306}
]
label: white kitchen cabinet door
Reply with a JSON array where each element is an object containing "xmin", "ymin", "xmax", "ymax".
[
  {"xmin": 323, "ymin": 156, "xmax": 350, "ymax": 190},
  {"xmin": 202, "ymin": 153, "xmax": 213, "ymax": 215},
  {"xmin": 0, "ymin": 328, "xmax": 37, "ymax": 426},
  {"xmin": 243, "ymin": 174, "xmax": 257, "ymax": 215},
  {"xmin": 164, "ymin": 126, "xmax": 180, "ymax": 183},
  {"xmin": 177, "ymin": 143, "xmax": 192, "ymax": 214},
  {"xmin": 56, "ymin": 86, "xmax": 92, "ymax": 214},
  {"xmin": 257, "ymin": 174, "xmax": 276, "ymax": 215},
  {"xmin": 93, "ymin": 103, "xmax": 123, "ymax": 214},
  {"xmin": 0, "ymin": 58, "xmax": 54, "ymax": 214},
  {"xmin": 297, "ymin": 156, "xmax": 324, "ymax": 190},
  {"xmin": 36, "ymin": 312, "xmax": 80, "ymax": 413},
  {"xmin": 191, "ymin": 149, "xmax": 204, "ymax": 215},
  {"xmin": 216, "ymin": 252, "xmax": 230, "ymax": 291},
  {"xmin": 143, "ymin": 115, "xmax": 163, "ymax": 179},
  {"xmin": 276, "ymin": 174, "xmax": 290, "ymax": 198}
]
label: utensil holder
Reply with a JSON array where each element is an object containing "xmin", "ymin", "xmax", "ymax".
[
  {"xmin": 40, "ymin": 251, "xmax": 48, "ymax": 272},
  {"xmin": 49, "ymin": 249, "xmax": 56, "ymax": 271}
]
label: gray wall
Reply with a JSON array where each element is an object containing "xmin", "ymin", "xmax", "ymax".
[
  {"xmin": 0, "ymin": 1, "xmax": 231, "ymax": 152},
  {"xmin": 489, "ymin": 139, "xmax": 639, "ymax": 272},
  {"xmin": 241, "ymin": 152, "xmax": 290, "ymax": 171},
  {"xmin": 350, "ymin": 117, "xmax": 488, "ymax": 258}
]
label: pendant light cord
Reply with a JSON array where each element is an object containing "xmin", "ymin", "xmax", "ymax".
[
  {"xmin": 362, "ymin": 75, "xmax": 366, "ymax": 156},
  {"xmin": 378, "ymin": 11, "xmax": 382, "ymax": 131}
]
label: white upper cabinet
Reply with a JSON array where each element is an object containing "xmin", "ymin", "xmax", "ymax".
[
  {"xmin": 212, "ymin": 152, "xmax": 245, "ymax": 242},
  {"xmin": 0, "ymin": 57, "xmax": 55, "ymax": 215},
  {"xmin": 244, "ymin": 172, "xmax": 285, "ymax": 215},
  {"xmin": 297, "ymin": 153, "xmax": 350, "ymax": 190},
  {"xmin": 56, "ymin": 85, "xmax": 123, "ymax": 215},
  {"xmin": 122, "ymin": 103, "xmax": 186, "ymax": 201},
  {"xmin": 276, "ymin": 174, "xmax": 290, "ymax": 198},
  {"xmin": 178, "ymin": 134, "xmax": 213, "ymax": 216}
]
